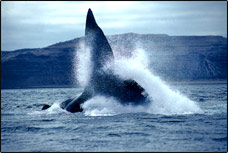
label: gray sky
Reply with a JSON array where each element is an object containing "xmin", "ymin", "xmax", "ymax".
[{"xmin": 1, "ymin": 1, "xmax": 227, "ymax": 51}]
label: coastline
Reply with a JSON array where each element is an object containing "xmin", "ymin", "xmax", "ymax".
[
  {"xmin": 167, "ymin": 80, "xmax": 227, "ymax": 85},
  {"xmin": 1, "ymin": 80, "xmax": 227, "ymax": 90}
]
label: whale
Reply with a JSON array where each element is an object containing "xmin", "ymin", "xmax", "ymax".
[{"xmin": 42, "ymin": 8, "xmax": 148, "ymax": 113}]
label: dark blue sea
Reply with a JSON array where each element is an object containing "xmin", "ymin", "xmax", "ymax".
[{"xmin": 1, "ymin": 83, "xmax": 227, "ymax": 152}]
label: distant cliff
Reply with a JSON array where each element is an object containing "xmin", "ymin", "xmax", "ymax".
[{"xmin": 1, "ymin": 33, "xmax": 227, "ymax": 89}]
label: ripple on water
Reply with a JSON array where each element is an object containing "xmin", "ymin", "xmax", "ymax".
[
  {"xmin": 1, "ymin": 126, "xmax": 43, "ymax": 133},
  {"xmin": 107, "ymin": 133, "xmax": 121, "ymax": 137},
  {"xmin": 212, "ymin": 137, "xmax": 227, "ymax": 142}
]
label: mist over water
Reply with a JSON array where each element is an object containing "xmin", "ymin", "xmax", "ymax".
[
  {"xmin": 74, "ymin": 42, "xmax": 202, "ymax": 116},
  {"xmin": 74, "ymin": 40, "xmax": 92, "ymax": 87}
]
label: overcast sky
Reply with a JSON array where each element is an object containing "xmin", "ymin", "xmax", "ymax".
[{"xmin": 1, "ymin": 1, "xmax": 227, "ymax": 51}]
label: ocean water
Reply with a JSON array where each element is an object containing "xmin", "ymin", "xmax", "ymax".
[{"xmin": 1, "ymin": 83, "xmax": 227, "ymax": 152}]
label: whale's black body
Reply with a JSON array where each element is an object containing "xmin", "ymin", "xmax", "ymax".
[{"xmin": 42, "ymin": 9, "xmax": 148, "ymax": 113}]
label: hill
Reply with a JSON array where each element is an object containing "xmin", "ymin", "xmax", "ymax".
[{"xmin": 1, "ymin": 33, "xmax": 227, "ymax": 89}]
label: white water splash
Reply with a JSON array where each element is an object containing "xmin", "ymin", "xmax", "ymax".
[
  {"xmin": 81, "ymin": 48, "xmax": 203, "ymax": 116},
  {"xmin": 28, "ymin": 102, "xmax": 67, "ymax": 115},
  {"xmin": 82, "ymin": 95, "xmax": 146, "ymax": 116}
]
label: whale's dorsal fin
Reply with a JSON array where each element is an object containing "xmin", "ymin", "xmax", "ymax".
[
  {"xmin": 42, "ymin": 8, "xmax": 148, "ymax": 113},
  {"xmin": 85, "ymin": 8, "xmax": 114, "ymax": 70},
  {"xmin": 85, "ymin": 8, "xmax": 99, "ymax": 35}
]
